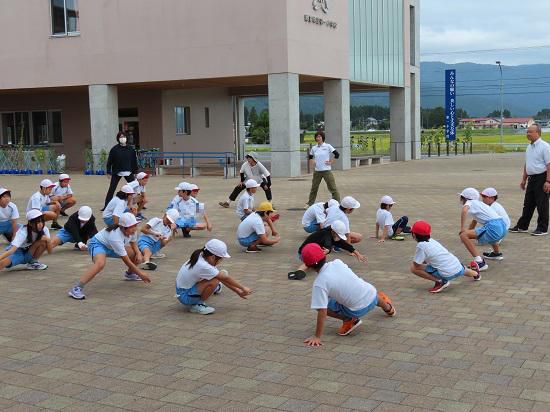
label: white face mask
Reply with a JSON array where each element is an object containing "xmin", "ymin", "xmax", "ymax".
[{"xmin": 119, "ymin": 137, "xmax": 127, "ymax": 145}]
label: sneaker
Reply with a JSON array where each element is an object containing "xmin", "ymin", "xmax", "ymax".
[
  {"xmin": 124, "ymin": 271, "xmax": 142, "ymax": 281},
  {"xmin": 60, "ymin": 211, "xmax": 68, "ymax": 217},
  {"xmin": 472, "ymin": 259, "xmax": 489, "ymax": 271},
  {"xmin": 151, "ymin": 253, "xmax": 166, "ymax": 260},
  {"xmin": 429, "ymin": 280, "xmax": 450, "ymax": 293},
  {"xmin": 483, "ymin": 251, "xmax": 503, "ymax": 260},
  {"xmin": 337, "ymin": 318, "xmax": 362, "ymax": 336},
  {"xmin": 182, "ymin": 230, "xmax": 191, "ymax": 238},
  {"xmin": 391, "ymin": 235, "xmax": 405, "ymax": 241},
  {"xmin": 245, "ymin": 246, "xmax": 261, "ymax": 253},
  {"xmin": 189, "ymin": 303, "xmax": 215, "ymax": 315},
  {"xmin": 26, "ymin": 261, "xmax": 48, "ymax": 270},
  {"xmin": 51, "ymin": 222, "xmax": 63, "ymax": 230},
  {"xmin": 68, "ymin": 286, "xmax": 85, "ymax": 300},
  {"xmin": 140, "ymin": 261, "xmax": 157, "ymax": 271},
  {"xmin": 136, "ymin": 213, "xmax": 146, "ymax": 220},
  {"xmin": 509, "ymin": 226, "xmax": 528, "ymax": 233},
  {"xmin": 219, "ymin": 201, "xmax": 230, "ymax": 208},
  {"xmin": 214, "ymin": 283, "xmax": 223, "ymax": 295},
  {"xmin": 531, "ymin": 229, "xmax": 548, "ymax": 236},
  {"xmin": 469, "ymin": 261, "xmax": 482, "ymax": 281}
]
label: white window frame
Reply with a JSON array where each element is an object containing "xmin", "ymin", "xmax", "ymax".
[{"xmin": 50, "ymin": 0, "xmax": 80, "ymax": 37}]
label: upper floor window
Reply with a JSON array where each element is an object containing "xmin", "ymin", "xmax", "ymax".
[{"xmin": 51, "ymin": 0, "xmax": 79, "ymax": 36}]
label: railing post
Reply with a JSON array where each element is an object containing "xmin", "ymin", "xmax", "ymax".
[
  {"xmin": 428, "ymin": 142, "xmax": 431, "ymax": 157},
  {"xmin": 462, "ymin": 142, "xmax": 466, "ymax": 155},
  {"xmin": 446, "ymin": 141, "xmax": 450, "ymax": 156},
  {"xmin": 454, "ymin": 141, "xmax": 458, "ymax": 156}
]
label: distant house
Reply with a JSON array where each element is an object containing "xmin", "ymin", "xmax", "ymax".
[
  {"xmin": 501, "ymin": 117, "xmax": 535, "ymax": 129},
  {"xmin": 459, "ymin": 118, "xmax": 500, "ymax": 129}
]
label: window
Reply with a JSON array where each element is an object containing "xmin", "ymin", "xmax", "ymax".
[
  {"xmin": 410, "ymin": 5, "xmax": 416, "ymax": 66},
  {"xmin": 175, "ymin": 106, "xmax": 191, "ymax": 135},
  {"xmin": 0, "ymin": 111, "xmax": 63, "ymax": 145},
  {"xmin": 204, "ymin": 107, "xmax": 210, "ymax": 128},
  {"xmin": 51, "ymin": 0, "xmax": 79, "ymax": 36}
]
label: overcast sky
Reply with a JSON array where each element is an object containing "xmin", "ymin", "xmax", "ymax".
[{"xmin": 420, "ymin": 0, "xmax": 550, "ymax": 65}]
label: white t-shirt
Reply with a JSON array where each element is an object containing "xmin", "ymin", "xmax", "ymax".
[
  {"xmin": 103, "ymin": 197, "xmax": 128, "ymax": 219},
  {"xmin": 311, "ymin": 259, "xmax": 377, "ymax": 312},
  {"xmin": 236, "ymin": 191, "xmax": 255, "ymax": 219},
  {"xmin": 0, "ymin": 202, "xmax": 19, "ymax": 222},
  {"xmin": 26, "ymin": 191, "xmax": 49, "ymax": 212},
  {"xmin": 168, "ymin": 195, "xmax": 196, "ymax": 219},
  {"xmin": 414, "ymin": 239, "xmax": 463, "ymax": 277},
  {"xmin": 142, "ymin": 217, "xmax": 172, "ymax": 241},
  {"xmin": 302, "ymin": 202, "xmax": 327, "ymax": 227},
  {"xmin": 240, "ymin": 161, "xmax": 270, "ymax": 183},
  {"xmin": 128, "ymin": 180, "xmax": 146, "ymax": 195},
  {"xmin": 465, "ymin": 199, "xmax": 500, "ymax": 225},
  {"xmin": 324, "ymin": 205, "xmax": 350, "ymax": 234},
  {"xmin": 11, "ymin": 226, "xmax": 50, "ymax": 249},
  {"xmin": 525, "ymin": 138, "xmax": 550, "ymax": 175},
  {"xmin": 176, "ymin": 254, "xmax": 219, "ymax": 290},
  {"xmin": 190, "ymin": 197, "xmax": 205, "ymax": 217},
  {"xmin": 94, "ymin": 227, "xmax": 135, "ymax": 256},
  {"xmin": 51, "ymin": 183, "xmax": 73, "ymax": 197},
  {"xmin": 376, "ymin": 208, "xmax": 394, "ymax": 237},
  {"xmin": 491, "ymin": 201, "xmax": 510, "ymax": 230},
  {"xmin": 237, "ymin": 213, "xmax": 266, "ymax": 238},
  {"xmin": 310, "ymin": 143, "xmax": 336, "ymax": 172}
]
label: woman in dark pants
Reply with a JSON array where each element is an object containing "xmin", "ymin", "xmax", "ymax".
[{"xmin": 102, "ymin": 132, "xmax": 139, "ymax": 210}]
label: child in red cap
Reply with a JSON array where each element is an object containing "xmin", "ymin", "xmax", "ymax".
[
  {"xmin": 301, "ymin": 243, "xmax": 395, "ymax": 347},
  {"xmin": 410, "ymin": 220, "xmax": 480, "ymax": 293}
]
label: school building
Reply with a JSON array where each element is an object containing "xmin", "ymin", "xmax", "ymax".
[{"xmin": 0, "ymin": 0, "xmax": 420, "ymax": 176}]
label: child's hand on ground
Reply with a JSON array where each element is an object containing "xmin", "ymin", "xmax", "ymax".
[
  {"xmin": 377, "ymin": 239, "xmax": 385, "ymax": 243},
  {"xmin": 138, "ymin": 272, "xmax": 151, "ymax": 283},
  {"xmin": 207, "ymin": 223, "xmax": 213, "ymax": 232},
  {"xmin": 322, "ymin": 248, "xmax": 330, "ymax": 255},
  {"xmin": 238, "ymin": 287, "xmax": 252, "ymax": 299},
  {"xmin": 304, "ymin": 336, "xmax": 322, "ymax": 347}
]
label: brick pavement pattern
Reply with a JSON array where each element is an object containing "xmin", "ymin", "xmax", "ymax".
[{"xmin": 0, "ymin": 153, "xmax": 550, "ymax": 411}]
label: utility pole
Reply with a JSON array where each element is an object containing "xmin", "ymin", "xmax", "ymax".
[{"xmin": 496, "ymin": 61, "xmax": 504, "ymax": 145}]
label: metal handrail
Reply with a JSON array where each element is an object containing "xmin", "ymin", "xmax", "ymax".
[{"xmin": 138, "ymin": 151, "xmax": 237, "ymax": 178}]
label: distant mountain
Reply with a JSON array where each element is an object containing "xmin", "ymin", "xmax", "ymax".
[{"xmin": 244, "ymin": 62, "xmax": 550, "ymax": 117}]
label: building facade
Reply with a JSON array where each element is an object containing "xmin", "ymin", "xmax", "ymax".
[{"xmin": 0, "ymin": 0, "xmax": 420, "ymax": 176}]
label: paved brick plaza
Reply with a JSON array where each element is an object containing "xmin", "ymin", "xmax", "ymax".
[{"xmin": 1, "ymin": 153, "xmax": 550, "ymax": 412}]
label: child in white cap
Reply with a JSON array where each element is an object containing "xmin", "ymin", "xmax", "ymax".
[
  {"xmin": 138, "ymin": 209, "xmax": 179, "ymax": 270},
  {"xmin": 374, "ymin": 195, "xmax": 411, "ymax": 242},
  {"xmin": 68, "ymin": 212, "xmax": 151, "ymax": 300},
  {"xmin": 459, "ymin": 187, "xmax": 507, "ymax": 271},
  {"xmin": 219, "ymin": 152, "xmax": 272, "ymax": 208},
  {"xmin": 324, "ymin": 196, "xmax": 363, "ymax": 244},
  {"xmin": 0, "ymin": 210, "xmax": 51, "ymax": 271},
  {"xmin": 26, "ymin": 179, "xmax": 61, "ymax": 230},
  {"xmin": 190, "ymin": 183, "xmax": 213, "ymax": 231},
  {"xmin": 51, "ymin": 174, "xmax": 76, "ymax": 217},
  {"xmin": 128, "ymin": 172, "xmax": 149, "ymax": 220},
  {"xmin": 175, "ymin": 239, "xmax": 252, "ymax": 314},
  {"xmin": 302, "ymin": 199, "xmax": 339, "ymax": 233},
  {"xmin": 51, "ymin": 206, "xmax": 98, "ymax": 251},
  {"xmin": 237, "ymin": 202, "xmax": 280, "ymax": 253},
  {"xmin": 236, "ymin": 179, "xmax": 259, "ymax": 221},
  {"xmin": 167, "ymin": 182, "xmax": 205, "ymax": 237},
  {"xmin": 480, "ymin": 187, "xmax": 510, "ymax": 260},
  {"xmin": 102, "ymin": 184, "xmax": 135, "ymax": 226},
  {"xmin": 0, "ymin": 188, "xmax": 20, "ymax": 242}
]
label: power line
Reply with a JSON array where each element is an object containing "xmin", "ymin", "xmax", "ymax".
[
  {"xmin": 421, "ymin": 89, "xmax": 550, "ymax": 97},
  {"xmin": 422, "ymin": 75, "xmax": 550, "ymax": 84},
  {"xmin": 421, "ymin": 44, "xmax": 550, "ymax": 56}
]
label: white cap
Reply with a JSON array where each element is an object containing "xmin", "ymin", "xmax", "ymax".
[
  {"xmin": 481, "ymin": 187, "xmax": 498, "ymax": 197},
  {"xmin": 175, "ymin": 182, "xmax": 193, "ymax": 191},
  {"xmin": 459, "ymin": 187, "xmax": 480, "ymax": 201},
  {"xmin": 380, "ymin": 195, "xmax": 395, "ymax": 205},
  {"xmin": 59, "ymin": 173, "xmax": 70, "ymax": 181},
  {"xmin": 190, "ymin": 184, "xmax": 199, "ymax": 191},
  {"xmin": 327, "ymin": 199, "xmax": 339, "ymax": 208},
  {"xmin": 341, "ymin": 196, "xmax": 361, "ymax": 209},
  {"xmin": 119, "ymin": 212, "xmax": 138, "ymax": 227},
  {"xmin": 136, "ymin": 172, "xmax": 149, "ymax": 180},
  {"xmin": 0, "ymin": 187, "xmax": 10, "ymax": 196},
  {"xmin": 245, "ymin": 179, "xmax": 260, "ymax": 189},
  {"xmin": 165, "ymin": 208, "xmax": 179, "ymax": 224},
  {"xmin": 121, "ymin": 184, "xmax": 135, "ymax": 194},
  {"xmin": 78, "ymin": 206, "xmax": 92, "ymax": 221},
  {"xmin": 246, "ymin": 152, "xmax": 259, "ymax": 162},
  {"xmin": 330, "ymin": 220, "xmax": 348, "ymax": 240},
  {"xmin": 26, "ymin": 209, "xmax": 43, "ymax": 221},
  {"xmin": 40, "ymin": 179, "xmax": 55, "ymax": 188},
  {"xmin": 205, "ymin": 239, "xmax": 231, "ymax": 258}
]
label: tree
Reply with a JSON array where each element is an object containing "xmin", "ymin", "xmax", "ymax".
[
  {"xmin": 248, "ymin": 107, "xmax": 258, "ymax": 125},
  {"xmin": 456, "ymin": 108, "xmax": 469, "ymax": 119},
  {"xmin": 535, "ymin": 108, "xmax": 550, "ymax": 119},
  {"xmin": 249, "ymin": 109, "xmax": 270, "ymax": 144},
  {"xmin": 487, "ymin": 109, "xmax": 511, "ymax": 118}
]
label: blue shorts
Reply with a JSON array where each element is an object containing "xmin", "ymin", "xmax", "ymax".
[
  {"xmin": 328, "ymin": 296, "xmax": 378, "ymax": 320},
  {"xmin": 138, "ymin": 236, "xmax": 161, "ymax": 254},
  {"xmin": 5, "ymin": 246, "xmax": 34, "ymax": 268},
  {"xmin": 176, "ymin": 284, "xmax": 203, "ymax": 306},
  {"xmin": 55, "ymin": 228, "xmax": 74, "ymax": 245},
  {"xmin": 238, "ymin": 233, "xmax": 259, "ymax": 247},
  {"xmin": 0, "ymin": 221, "xmax": 18, "ymax": 236},
  {"xmin": 176, "ymin": 217, "xmax": 196, "ymax": 228},
  {"xmin": 103, "ymin": 216, "xmax": 115, "ymax": 226},
  {"xmin": 475, "ymin": 218, "xmax": 507, "ymax": 245},
  {"xmin": 41, "ymin": 205, "xmax": 49, "ymax": 212},
  {"xmin": 87, "ymin": 237, "xmax": 120, "ymax": 258},
  {"xmin": 303, "ymin": 222, "xmax": 320, "ymax": 233},
  {"xmin": 425, "ymin": 264, "xmax": 465, "ymax": 281}
]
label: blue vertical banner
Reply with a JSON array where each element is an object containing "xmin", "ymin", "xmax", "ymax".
[{"xmin": 445, "ymin": 69, "xmax": 456, "ymax": 141}]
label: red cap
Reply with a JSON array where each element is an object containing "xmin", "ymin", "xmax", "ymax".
[
  {"xmin": 301, "ymin": 243, "xmax": 326, "ymax": 266},
  {"xmin": 412, "ymin": 220, "xmax": 431, "ymax": 236}
]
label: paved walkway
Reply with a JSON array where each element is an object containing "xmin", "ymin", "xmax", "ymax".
[{"xmin": 0, "ymin": 153, "xmax": 549, "ymax": 411}]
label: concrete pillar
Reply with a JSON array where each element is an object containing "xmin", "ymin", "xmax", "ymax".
[
  {"xmin": 88, "ymin": 85, "xmax": 118, "ymax": 168},
  {"xmin": 389, "ymin": 86, "xmax": 412, "ymax": 161},
  {"xmin": 237, "ymin": 97, "xmax": 247, "ymax": 160},
  {"xmin": 324, "ymin": 79, "xmax": 351, "ymax": 170},
  {"xmin": 268, "ymin": 73, "xmax": 301, "ymax": 177},
  {"xmin": 410, "ymin": 71, "xmax": 421, "ymax": 159}
]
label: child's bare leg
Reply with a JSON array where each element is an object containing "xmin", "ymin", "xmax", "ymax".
[
  {"xmin": 80, "ymin": 255, "xmax": 106, "ymax": 284},
  {"xmin": 0, "ymin": 257, "xmax": 13, "ymax": 270},
  {"xmin": 197, "ymin": 278, "xmax": 220, "ymax": 301},
  {"xmin": 460, "ymin": 230, "xmax": 479, "ymax": 257},
  {"xmin": 142, "ymin": 247, "xmax": 152, "ymax": 262},
  {"xmin": 492, "ymin": 243, "xmax": 500, "ymax": 253},
  {"xmin": 29, "ymin": 239, "xmax": 48, "ymax": 259},
  {"xmin": 327, "ymin": 309, "xmax": 347, "ymax": 320}
]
